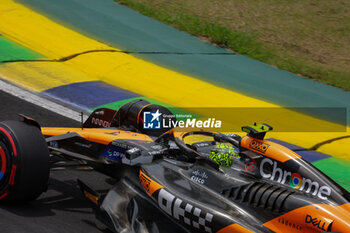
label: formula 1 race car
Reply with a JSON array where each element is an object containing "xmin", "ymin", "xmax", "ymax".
[{"xmin": 0, "ymin": 99, "xmax": 349, "ymax": 233}]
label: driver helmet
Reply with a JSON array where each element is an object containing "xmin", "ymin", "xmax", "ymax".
[{"xmin": 209, "ymin": 144, "xmax": 239, "ymax": 167}]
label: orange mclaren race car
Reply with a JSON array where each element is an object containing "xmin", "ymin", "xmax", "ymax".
[{"xmin": 0, "ymin": 99, "xmax": 349, "ymax": 232}]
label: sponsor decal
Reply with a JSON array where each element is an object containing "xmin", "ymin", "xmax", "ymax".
[
  {"xmin": 191, "ymin": 169, "xmax": 208, "ymax": 184},
  {"xmin": 139, "ymin": 170, "xmax": 164, "ymax": 196},
  {"xmin": 127, "ymin": 147, "xmax": 140, "ymax": 154},
  {"xmin": 223, "ymin": 133, "xmax": 239, "ymax": 137},
  {"xmin": 143, "ymin": 110, "xmax": 222, "ymax": 129},
  {"xmin": 112, "ymin": 141, "xmax": 130, "ymax": 149},
  {"xmin": 148, "ymin": 149, "xmax": 167, "ymax": 156},
  {"xmin": 289, "ymin": 173, "xmax": 303, "ymax": 189},
  {"xmin": 260, "ymin": 158, "xmax": 331, "ymax": 200},
  {"xmin": 94, "ymin": 110, "xmax": 104, "ymax": 115},
  {"xmin": 91, "ymin": 117, "xmax": 111, "ymax": 128},
  {"xmin": 139, "ymin": 171, "xmax": 216, "ymax": 233},
  {"xmin": 277, "ymin": 217, "xmax": 302, "ymax": 231},
  {"xmin": 158, "ymin": 188, "xmax": 213, "ymax": 233},
  {"xmin": 100, "ymin": 145, "xmax": 125, "ymax": 161},
  {"xmin": 48, "ymin": 141, "xmax": 59, "ymax": 148},
  {"xmin": 305, "ymin": 214, "xmax": 332, "ymax": 232},
  {"xmin": 249, "ymin": 140, "xmax": 269, "ymax": 153},
  {"xmin": 139, "ymin": 172, "xmax": 151, "ymax": 193},
  {"xmin": 194, "ymin": 142, "xmax": 212, "ymax": 148},
  {"xmin": 245, "ymin": 160, "xmax": 257, "ymax": 172}
]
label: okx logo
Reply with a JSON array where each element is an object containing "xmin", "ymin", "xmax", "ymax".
[{"xmin": 143, "ymin": 110, "xmax": 162, "ymax": 129}]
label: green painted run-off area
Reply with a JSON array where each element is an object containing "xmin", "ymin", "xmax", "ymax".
[{"xmin": 0, "ymin": 35, "xmax": 44, "ymax": 62}]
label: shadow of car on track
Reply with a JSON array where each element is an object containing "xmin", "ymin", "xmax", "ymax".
[{"xmin": 0, "ymin": 170, "xmax": 113, "ymax": 233}]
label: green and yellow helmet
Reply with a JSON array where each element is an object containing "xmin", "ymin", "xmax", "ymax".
[{"xmin": 209, "ymin": 144, "xmax": 239, "ymax": 167}]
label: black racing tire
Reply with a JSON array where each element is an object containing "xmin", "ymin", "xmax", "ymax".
[{"xmin": 0, "ymin": 121, "xmax": 49, "ymax": 203}]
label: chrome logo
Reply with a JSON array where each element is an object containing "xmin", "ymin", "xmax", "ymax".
[
  {"xmin": 259, "ymin": 158, "xmax": 332, "ymax": 200},
  {"xmin": 289, "ymin": 173, "xmax": 302, "ymax": 189}
]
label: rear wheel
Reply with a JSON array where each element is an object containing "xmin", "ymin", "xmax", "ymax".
[{"xmin": 0, "ymin": 121, "xmax": 49, "ymax": 203}]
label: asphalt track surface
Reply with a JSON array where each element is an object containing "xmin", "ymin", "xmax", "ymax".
[{"xmin": 0, "ymin": 90, "xmax": 112, "ymax": 233}]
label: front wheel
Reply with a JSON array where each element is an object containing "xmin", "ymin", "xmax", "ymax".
[{"xmin": 0, "ymin": 121, "xmax": 49, "ymax": 203}]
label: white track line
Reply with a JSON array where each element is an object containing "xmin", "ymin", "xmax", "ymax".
[{"xmin": 0, "ymin": 79, "xmax": 87, "ymax": 122}]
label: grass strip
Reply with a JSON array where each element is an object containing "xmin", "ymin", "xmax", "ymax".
[{"xmin": 115, "ymin": 0, "xmax": 350, "ymax": 90}]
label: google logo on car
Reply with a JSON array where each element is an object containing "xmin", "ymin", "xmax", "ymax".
[
  {"xmin": 259, "ymin": 158, "xmax": 331, "ymax": 200},
  {"xmin": 289, "ymin": 173, "xmax": 303, "ymax": 189}
]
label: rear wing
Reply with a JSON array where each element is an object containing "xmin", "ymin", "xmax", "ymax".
[
  {"xmin": 83, "ymin": 108, "xmax": 117, "ymax": 128},
  {"xmin": 83, "ymin": 99, "xmax": 176, "ymax": 137},
  {"xmin": 83, "ymin": 99, "xmax": 151, "ymax": 129}
]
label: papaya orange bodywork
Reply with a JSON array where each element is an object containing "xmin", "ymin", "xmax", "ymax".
[
  {"xmin": 139, "ymin": 170, "xmax": 164, "ymax": 196},
  {"xmin": 41, "ymin": 127, "xmax": 154, "ymax": 145},
  {"xmin": 263, "ymin": 203, "xmax": 350, "ymax": 232},
  {"xmin": 240, "ymin": 136, "xmax": 301, "ymax": 163}
]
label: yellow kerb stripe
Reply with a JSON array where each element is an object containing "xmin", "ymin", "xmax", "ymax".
[{"xmin": 0, "ymin": 0, "xmax": 349, "ymax": 160}]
